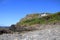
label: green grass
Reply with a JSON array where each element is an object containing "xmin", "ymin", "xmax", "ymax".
[{"xmin": 16, "ymin": 12, "xmax": 60, "ymax": 26}]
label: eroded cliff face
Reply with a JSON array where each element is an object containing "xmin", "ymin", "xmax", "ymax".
[
  {"xmin": 0, "ymin": 12, "xmax": 60, "ymax": 40},
  {"xmin": 0, "ymin": 25, "xmax": 60, "ymax": 40}
]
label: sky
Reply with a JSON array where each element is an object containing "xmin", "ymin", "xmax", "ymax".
[{"xmin": 0, "ymin": 0, "xmax": 60, "ymax": 26}]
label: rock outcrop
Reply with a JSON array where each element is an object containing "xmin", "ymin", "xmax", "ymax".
[{"xmin": 0, "ymin": 25, "xmax": 60, "ymax": 40}]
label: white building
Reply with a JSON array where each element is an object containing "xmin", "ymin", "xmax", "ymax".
[{"xmin": 41, "ymin": 13, "xmax": 48, "ymax": 17}]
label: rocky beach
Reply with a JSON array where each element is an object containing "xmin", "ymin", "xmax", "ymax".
[{"xmin": 0, "ymin": 25, "xmax": 60, "ymax": 40}]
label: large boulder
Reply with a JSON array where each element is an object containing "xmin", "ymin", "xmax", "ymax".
[{"xmin": 0, "ymin": 29, "xmax": 12, "ymax": 35}]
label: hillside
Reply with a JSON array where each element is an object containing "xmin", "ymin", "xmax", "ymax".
[
  {"xmin": 16, "ymin": 12, "xmax": 60, "ymax": 26},
  {"xmin": 0, "ymin": 12, "xmax": 60, "ymax": 34}
]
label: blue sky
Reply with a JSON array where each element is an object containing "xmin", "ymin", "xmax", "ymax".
[{"xmin": 0, "ymin": 0, "xmax": 60, "ymax": 26}]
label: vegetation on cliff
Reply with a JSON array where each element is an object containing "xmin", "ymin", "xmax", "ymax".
[
  {"xmin": 0, "ymin": 12, "xmax": 60, "ymax": 34},
  {"xmin": 16, "ymin": 12, "xmax": 60, "ymax": 26}
]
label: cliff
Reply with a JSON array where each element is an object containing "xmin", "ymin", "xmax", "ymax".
[
  {"xmin": 16, "ymin": 12, "xmax": 60, "ymax": 27},
  {"xmin": 0, "ymin": 12, "xmax": 60, "ymax": 34}
]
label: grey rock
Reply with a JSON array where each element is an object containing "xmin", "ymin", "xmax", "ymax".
[{"xmin": 0, "ymin": 25, "xmax": 60, "ymax": 40}]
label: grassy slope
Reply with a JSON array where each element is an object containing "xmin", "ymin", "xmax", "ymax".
[{"xmin": 16, "ymin": 12, "xmax": 60, "ymax": 26}]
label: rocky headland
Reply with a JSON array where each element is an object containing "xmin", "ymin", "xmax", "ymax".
[{"xmin": 0, "ymin": 12, "xmax": 60, "ymax": 40}]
